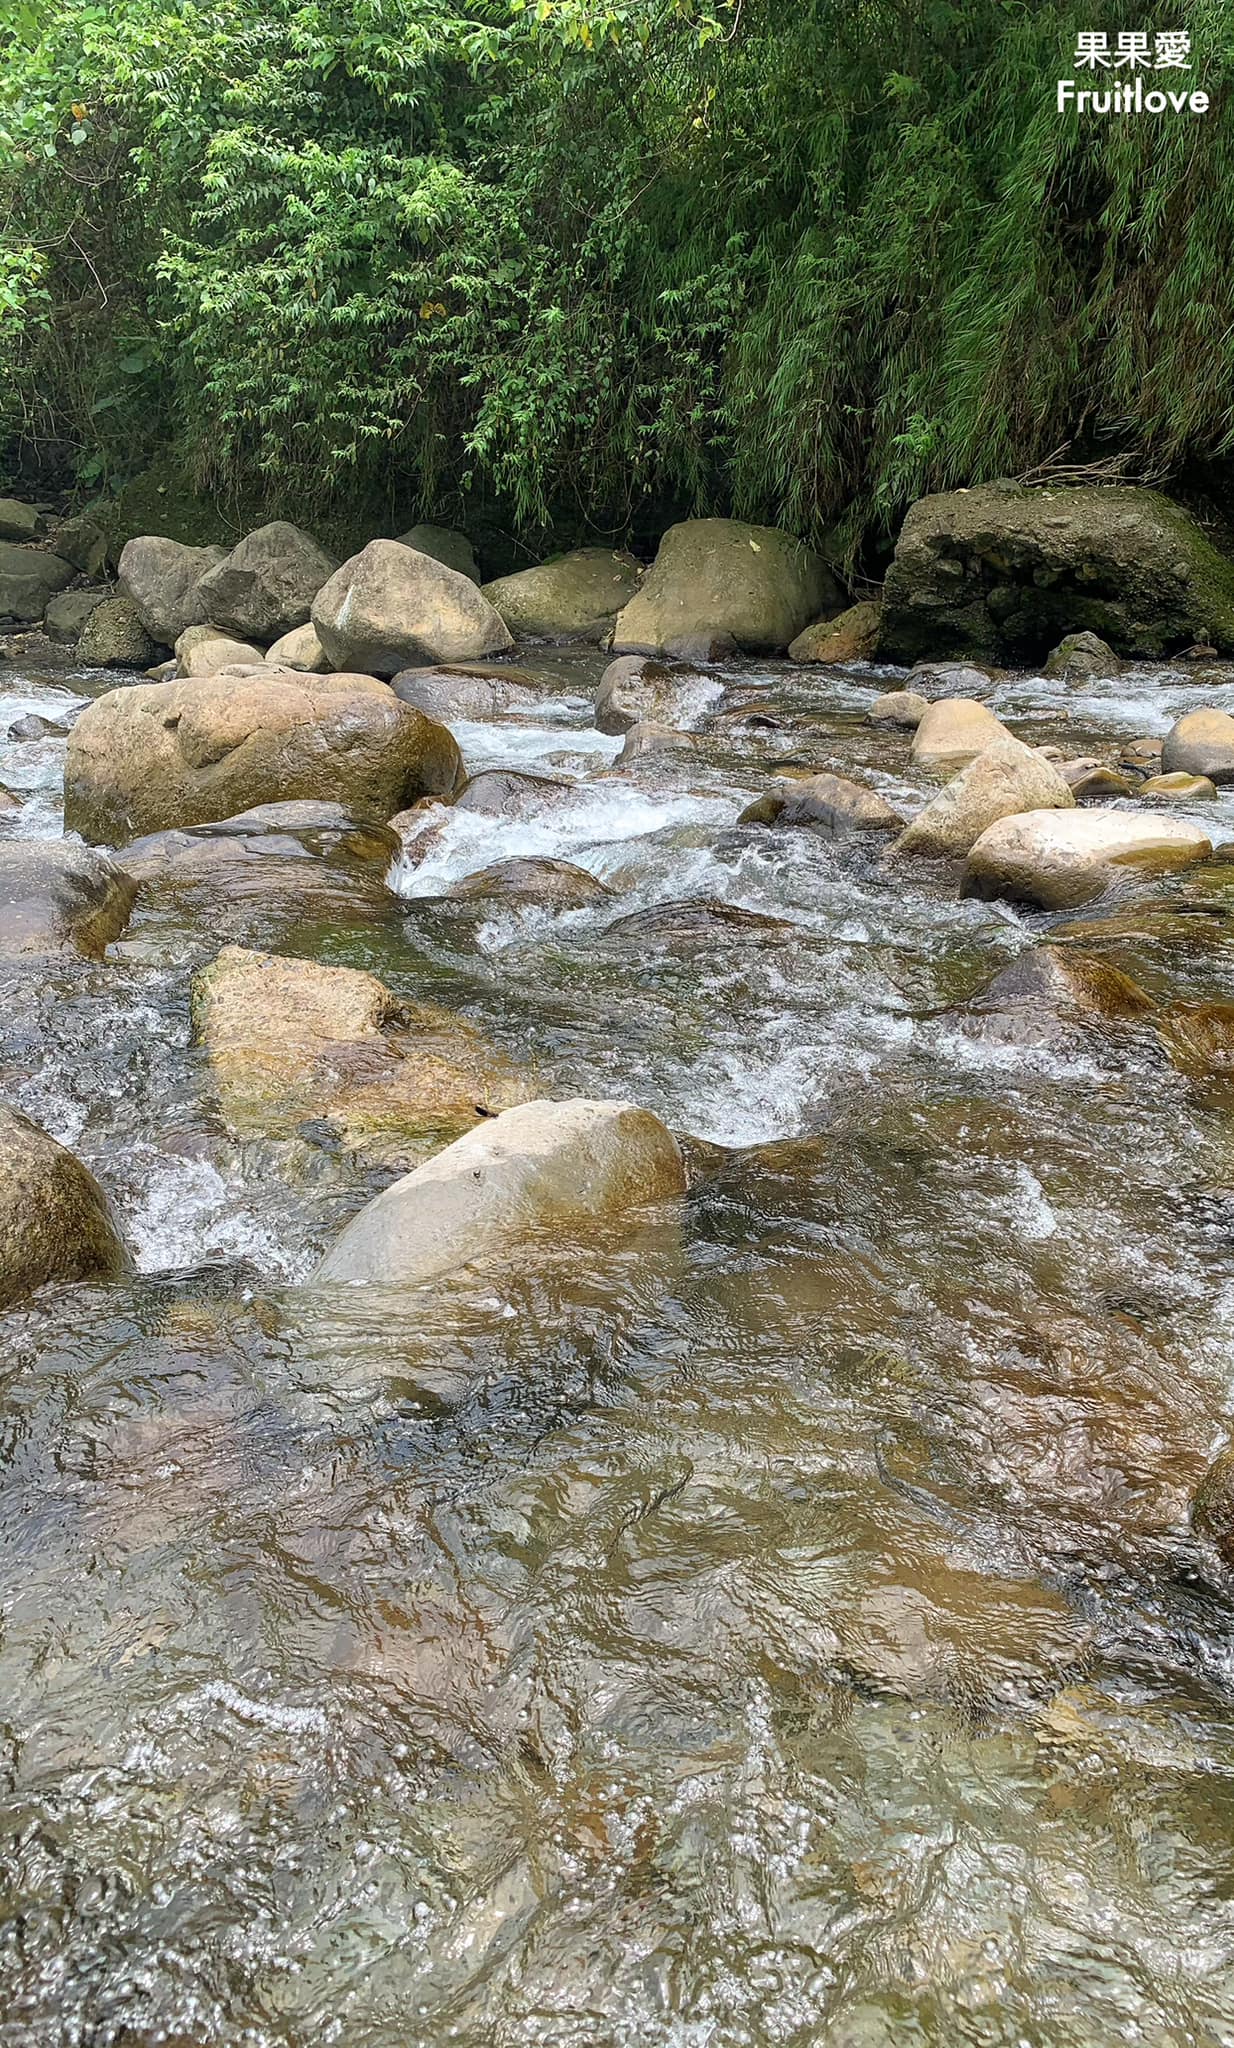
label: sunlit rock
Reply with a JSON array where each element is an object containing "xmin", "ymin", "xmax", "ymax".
[{"xmin": 315, "ymin": 1096, "xmax": 687, "ymax": 1286}]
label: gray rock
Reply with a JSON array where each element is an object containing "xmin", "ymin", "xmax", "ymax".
[
  {"xmin": 195, "ymin": 521, "xmax": 337, "ymax": 641},
  {"xmin": 481, "ymin": 549, "xmax": 643, "ymax": 642},
  {"xmin": 614, "ymin": 518, "xmax": 839, "ymax": 655},
  {"xmin": 881, "ymin": 480, "xmax": 1234, "ymax": 662},
  {"xmin": 44, "ymin": 587, "xmax": 108, "ymax": 643},
  {"xmin": 64, "ymin": 670, "xmax": 462, "ymax": 845},
  {"xmin": 394, "ymin": 523, "xmax": 479, "ymax": 582},
  {"xmin": 1042, "ymin": 630, "xmax": 1124, "ymax": 681},
  {"xmin": 1161, "ymin": 708, "xmax": 1234, "ymax": 784},
  {"xmin": 118, "ymin": 536, "xmax": 228, "ymax": 644},
  {"xmin": 312, "ymin": 539, "xmax": 512, "ymax": 674},
  {"xmin": 0, "ymin": 498, "xmax": 41, "ymax": 542},
  {"xmin": 0, "ymin": 542, "xmax": 74, "ymax": 623}
]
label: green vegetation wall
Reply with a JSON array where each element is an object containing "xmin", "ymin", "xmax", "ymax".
[{"xmin": 2, "ymin": 0, "xmax": 1232, "ymax": 554}]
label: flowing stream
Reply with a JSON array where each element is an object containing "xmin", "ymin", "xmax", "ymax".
[{"xmin": 5, "ymin": 645, "xmax": 1234, "ymax": 2046}]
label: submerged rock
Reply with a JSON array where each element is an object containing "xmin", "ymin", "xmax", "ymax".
[
  {"xmin": 445, "ymin": 858, "xmax": 610, "ymax": 907},
  {"xmin": 601, "ymin": 898, "xmax": 794, "ymax": 946},
  {"xmin": 312, "ymin": 539, "xmax": 512, "ymax": 673},
  {"xmin": 593, "ymin": 654, "xmax": 715, "ymax": 735},
  {"xmin": 196, "ymin": 521, "xmax": 337, "ymax": 641},
  {"xmin": 1192, "ymin": 1446, "xmax": 1234, "ymax": 1568},
  {"xmin": 906, "ymin": 661, "xmax": 994, "ymax": 701},
  {"xmin": 0, "ymin": 841, "xmax": 138, "ymax": 959},
  {"xmin": 788, "ymin": 600, "xmax": 881, "ymax": 664},
  {"xmin": 0, "ymin": 1104, "xmax": 131, "ymax": 1310},
  {"xmin": 1160, "ymin": 708, "xmax": 1234, "ymax": 784},
  {"xmin": 480, "ymin": 549, "xmax": 642, "ymax": 642},
  {"xmin": 452, "ymin": 768, "xmax": 574, "ymax": 817},
  {"xmin": 194, "ymin": 944, "xmax": 531, "ymax": 1169},
  {"xmin": 117, "ymin": 536, "xmax": 228, "ymax": 644},
  {"xmin": 880, "ymin": 481, "xmax": 1234, "ymax": 662},
  {"xmin": 120, "ymin": 802, "xmax": 401, "ymax": 938},
  {"xmin": 896, "ymin": 735, "xmax": 1074, "ymax": 859},
  {"xmin": 739, "ymin": 771, "xmax": 903, "ymax": 835},
  {"xmin": 314, "ymin": 1096, "xmax": 687, "ymax": 1287},
  {"xmin": 613, "ymin": 518, "xmax": 839, "ymax": 655},
  {"xmin": 909, "ymin": 697, "xmax": 1010, "ymax": 771},
  {"xmin": 65, "ymin": 671, "xmax": 462, "ymax": 845},
  {"xmin": 961, "ymin": 945, "xmax": 1155, "ymax": 1048},
  {"xmin": 961, "ymin": 807, "xmax": 1213, "ymax": 909}
]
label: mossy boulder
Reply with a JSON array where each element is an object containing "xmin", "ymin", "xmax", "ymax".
[
  {"xmin": 881, "ymin": 481, "xmax": 1234, "ymax": 662},
  {"xmin": 613, "ymin": 518, "xmax": 840, "ymax": 655},
  {"xmin": 481, "ymin": 549, "xmax": 643, "ymax": 643}
]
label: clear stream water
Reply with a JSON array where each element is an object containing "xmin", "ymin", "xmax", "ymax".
[{"xmin": 4, "ymin": 646, "xmax": 1234, "ymax": 2046}]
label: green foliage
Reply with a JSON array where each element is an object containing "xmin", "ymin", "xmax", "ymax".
[{"xmin": 2, "ymin": 0, "xmax": 1233, "ymax": 552}]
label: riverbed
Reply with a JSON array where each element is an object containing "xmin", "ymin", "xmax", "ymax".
[{"xmin": 3, "ymin": 645, "xmax": 1234, "ymax": 2047}]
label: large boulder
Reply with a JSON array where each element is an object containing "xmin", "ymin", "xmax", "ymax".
[
  {"xmin": 195, "ymin": 522, "xmax": 337, "ymax": 641},
  {"xmin": 613, "ymin": 519, "xmax": 839, "ymax": 655},
  {"xmin": 395, "ymin": 523, "xmax": 479, "ymax": 583},
  {"xmin": 1161, "ymin": 708, "xmax": 1234, "ymax": 784},
  {"xmin": 312, "ymin": 540, "xmax": 512, "ymax": 674},
  {"xmin": 118, "ymin": 536, "xmax": 228, "ymax": 644},
  {"xmin": 0, "ymin": 841, "xmax": 137, "ymax": 959},
  {"xmin": 0, "ymin": 498, "xmax": 40, "ymax": 542},
  {"xmin": 64, "ymin": 670, "xmax": 461, "ymax": 845},
  {"xmin": 193, "ymin": 945, "xmax": 531, "ymax": 1169},
  {"xmin": 896, "ymin": 735, "xmax": 1074, "ymax": 859},
  {"xmin": 910, "ymin": 697, "xmax": 1011, "ymax": 771},
  {"xmin": 0, "ymin": 1105, "xmax": 130, "ymax": 1311},
  {"xmin": 787, "ymin": 601, "xmax": 881, "ymax": 664},
  {"xmin": 78, "ymin": 597, "xmax": 160, "ymax": 670},
  {"xmin": 315, "ymin": 1096, "xmax": 687, "ymax": 1287},
  {"xmin": 880, "ymin": 481, "xmax": 1234, "ymax": 662},
  {"xmin": 175, "ymin": 624, "xmax": 264, "ymax": 676},
  {"xmin": 0, "ymin": 542, "xmax": 74, "ymax": 624},
  {"xmin": 43, "ymin": 588, "xmax": 107, "ymax": 643},
  {"xmin": 739, "ymin": 772, "xmax": 903, "ymax": 835},
  {"xmin": 480, "ymin": 549, "xmax": 642, "ymax": 643},
  {"xmin": 961, "ymin": 807, "xmax": 1213, "ymax": 909},
  {"xmin": 265, "ymin": 622, "xmax": 328, "ymax": 671}
]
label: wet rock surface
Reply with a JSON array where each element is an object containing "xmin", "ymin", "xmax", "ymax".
[{"xmin": 5, "ymin": 635, "xmax": 1234, "ymax": 2048}]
